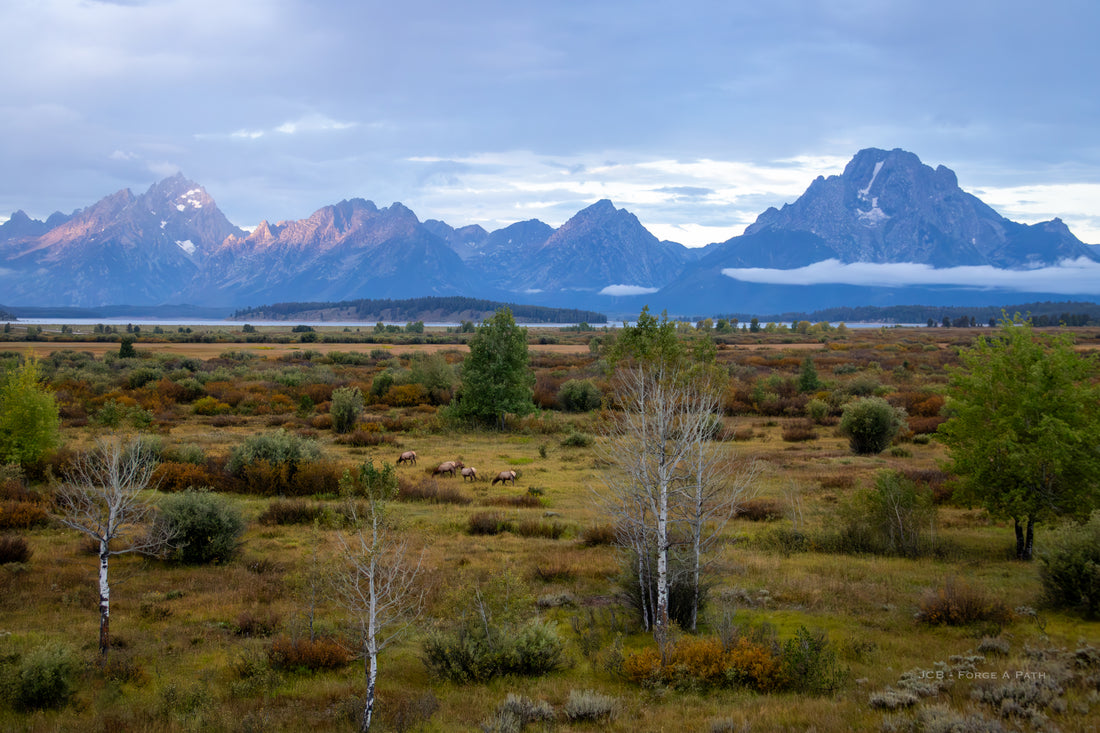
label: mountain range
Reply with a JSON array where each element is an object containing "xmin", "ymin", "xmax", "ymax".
[{"xmin": 2, "ymin": 147, "xmax": 1095, "ymax": 317}]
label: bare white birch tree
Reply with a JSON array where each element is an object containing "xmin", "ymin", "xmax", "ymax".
[
  {"xmin": 52, "ymin": 436, "xmax": 173, "ymax": 664},
  {"xmin": 333, "ymin": 461, "xmax": 424, "ymax": 733},
  {"xmin": 676, "ymin": 376, "xmax": 759, "ymax": 631}
]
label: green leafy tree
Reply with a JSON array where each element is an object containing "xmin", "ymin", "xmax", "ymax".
[
  {"xmin": 939, "ymin": 318, "xmax": 1100, "ymax": 560},
  {"xmin": 798, "ymin": 356, "xmax": 821, "ymax": 393},
  {"xmin": 452, "ymin": 308, "xmax": 534, "ymax": 429},
  {"xmin": 331, "ymin": 386, "xmax": 365, "ymax": 433},
  {"xmin": 839, "ymin": 397, "xmax": 905, "ymax": 455},
  {"xmin": 0, "ymin": 357, "xmax": 61, "ymax": 466}
]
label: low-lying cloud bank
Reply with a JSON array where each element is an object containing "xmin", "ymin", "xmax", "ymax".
[
  {"xmin": 600, "ymin": 284, "xmax": 661, "ymax": 296},
  {"xmin": 721, "ymin": 258, "xmax": 1100, "ymax": 295}
]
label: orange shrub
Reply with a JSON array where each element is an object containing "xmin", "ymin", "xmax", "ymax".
[
  {"xmin": 0, "ymin": 500, "xmax": 49, "ymax": 529},
  {"xmin": 268, "ymin": 636, "xmax": 352, "ymax": 671},
  {"xmin": 385, "ymin": 383, "xmax": 428, "ymax": 407},
  {"xmin": 152, "ymin": 462, "xmax": 221, "ymax": 493},
  {"xmin": 726, "ymin": 638, "xmax": 785, "ymax": 692},
  {"xmin": 622, "ymin": 646, "xmax": 662, "ymax": 684},
  {"xmin": 668, "ymin": 637, "xmax": 728, "ymax": 686}
]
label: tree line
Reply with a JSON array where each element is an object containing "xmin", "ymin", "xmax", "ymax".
[{"xmin": 232, "ymin": 296, "xmax": 608, "ymax": 324}]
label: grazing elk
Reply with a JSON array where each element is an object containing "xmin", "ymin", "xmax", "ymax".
[
  {"xmin": 461, "ymin": 466, "xmax": 478, "ymax": 482},
  {"xmin": 396, "ymin": 450, "xmax": 417, "ymax": 466},
  {"xmin": 432, "ymin": 460, "xmax": 464, "ymax": 478},
  {"xmin": 491, "ymin": 470, "xmax": 517, "ymax": 486}
]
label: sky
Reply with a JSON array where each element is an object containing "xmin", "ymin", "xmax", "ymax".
[{"xmin": 2, "ymin": 0, "xmax": 1099, "ymax": 252}]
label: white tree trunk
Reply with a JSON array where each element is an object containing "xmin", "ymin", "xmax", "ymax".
[{"xmin": 98, "ymin": 541, "xmax": 111, "ymax": 661}]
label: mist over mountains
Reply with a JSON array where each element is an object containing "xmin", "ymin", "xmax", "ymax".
[{"xmin": 2, "ymin": 148, "xmax": 1096, "ymax": 317}]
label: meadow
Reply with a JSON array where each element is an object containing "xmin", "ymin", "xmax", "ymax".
[{"xmin": 1, "ymin": 321, "xmax": 1098, "ymax": 732}]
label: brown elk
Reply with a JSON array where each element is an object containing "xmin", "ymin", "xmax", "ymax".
[
  {"xmin": 491, "ymin": 470, "xmax": 517, "ymax": 486},
  {"xmin": 460, "ymin": 467, "xmax": 478, "ymax": 482},
  {"xmin": 432, "ymin": 460, "xmax": 464, "ymax": 477},
  {"xmin": 396, "ymin": 450, "xmax": 417, "ymax": 466}
]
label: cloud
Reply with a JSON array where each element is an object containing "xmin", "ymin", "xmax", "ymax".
[
  {"xmin": 600, "ymin": 284, "xmax": 660, "ymax": 296},
  {"xmin": 721, "ymin": 258, "xmax": 1100, "ymax": 295}
]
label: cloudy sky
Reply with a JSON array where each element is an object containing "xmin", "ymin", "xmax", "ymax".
[{"xmin": 2, "ymin": 0, "xmax": 1098, "ymax": 249}]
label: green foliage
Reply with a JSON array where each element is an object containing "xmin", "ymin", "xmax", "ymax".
[
  {"xmin": 838, "ymin": 396, "xmax": 906, "ymax": 454},
  {"xmin": 339, "ymin": 460, "xmax": 398, "ymax": 502},
  {"xmin": 834, "ymin": 471, "xmax": 937, "ymax": 557},
  {"xmin": 0, "ymin": 357, "xmax": 61, "ymax": 466},
  {"xmin": 226, "ymin": 429, "xmax": 321, "ymax": 475},
  {"xmin": 329, "ymin": 386, "xmax": 363, "ymax": 434},
  {"xmin": 452, "ymin": 308, "xmax": 535, "ymax": 428},
  {"xmin": 158, "ymin": 489, "xmax": 245, "ymax": 564},
  {"xmin": 15, "ymin": 644, "xmax": 78, "ymax": 711},
  {"xmin": 421, "ymin": 570, "xmax": 565, "ymax": 683},
  {"xmin": 557, "ymin": 378, "xmax": 603, "ymax": 412},
  {"xmin": 1037, "ymin": 511, "xmax": 1100, "ymax": 618},
  {"xmin": 780, "ymin": 626, "xmax": 847, "ymax": 695},
  {"xmin": 560, "ymin": 430, "xmax": 594, "ymax": 447},
  {"xmin": 939, "ymin": 319, "xmax": 1100, "ymax": 558},
  {"xmin": 797, "ymin": 356, "xmax": 821, "ymax": 392},
  {"xmin": 118, "ymin": 337, "xmax": 137, "ymax": 359},
  {"xmin": 617, "ymin": 549, "xmax": 704, "ymax": 631}
]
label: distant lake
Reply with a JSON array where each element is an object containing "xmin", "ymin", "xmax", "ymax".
[{"xmin": 12, "ymin": 317, "xmax": 926, "ymax": 330}]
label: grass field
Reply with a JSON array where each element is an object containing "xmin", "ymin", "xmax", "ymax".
[{"xmin": 1, "ymin": 323, "xmax": 1098, "ymax": 731}]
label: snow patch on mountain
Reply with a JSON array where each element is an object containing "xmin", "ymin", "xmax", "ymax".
[{"xmin": 176, "ymin": 239, "xmax": 196, "ymax": 254}]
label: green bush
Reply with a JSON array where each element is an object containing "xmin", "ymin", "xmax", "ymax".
[
  {"xmin": 15, "ymin": 644, "xmax": 78, "ymax": 711},
  {"xmin": 226, "ymin": 429, "xmax": 321, "ymax": 476},
  {"xmin": 833, "ymin": 471, "xmax": 936, "ymax": 557},
  {"xmin": 560, "ymin": 430, "xmax": 594, "ymax": 448},
  {"xmin": 329, "ymin": 386, "xmax": 364, "ymax": 434},
  {"xmin": 158, "ymin": 489, "xmax": 245, "ymax": 564},
  {"xmin": 1038, "ymin": 511, "xmax": 1100, "ymax": 618},
  {"xmin": 838, "ymin": 397, "xmax": 906, "ymax": 455},
  {"xmin": 780, "ymin": 626, "xmax": 846, "ymax": 695},
  {"xmin": 421, "ymin": 619, "xmax": 565, "ymax": 683},
  {"xmin": 558, "ymin": 379, "xmax": 603, "ymax": 412}
]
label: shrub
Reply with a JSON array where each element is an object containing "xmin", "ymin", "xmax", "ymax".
[
  {"xmin": 329, "ymin": 386, "xmax": 364, "ymax": 434},
  {"xmin": 833, "ymin": 471, "xmax": 936, "ymax": 557},
  {"xmin": 0, "ymin": 500, "xmax": 49, "ymax": 529},
  {"xmin": 838, "ymin": 397, "xmax": 906, "ymax": 454},
  {"xmin": 780, "ymin": 626, "xmax": 846, "ymax": 695},
  {"xmin": 917, "ymin": 577, "xmax": 1012, "ymax": 628},
  {"xmin": 226, "ymin": 429, "xmax": 321, "ymax": 476},
  {"xmin": 267, "ymin": 635, "xmax": 351, "ymax": 672},
  {"xmin": 558, "ymin": 379, "xmax": 603, "ymax": 412},
  {"xmin": 0, "ymin": 533, "xmax": 31, "ymax": 563},
  {"xmin": 617, "ymin": 550, "xmax": 702, "ymax": 632},
  {"xmin": 560, "ymin": 430, "xmax": 594, "ymax": 448},
  {"xmin": 468, "ymin": 511, "xmax": 508, "ymax": 535},
  {"xmin": 152, "ymin": 461, "xmax": 221, "ymax": 493},
  {"xmin": 805, "ymin": 398, "xmax": 829, "ymax": 422},
  {"xmin": 258, "ymin": 499, "xmax": 325, "ymax": 526},
  {"xmin": 157, "ymin": 489, "xmax": 245, "ymax": 564},
  {"xmin": 515, "ymin": 520, "xmax": 566, "ymax": 540},
  {"xmin": 397, "ymin": 478, "xmax": 470, "ymax": 505},
  {"xmin": 15, "ymin": 644, "xmax": 78, "ymax": 711},
  {"xmin": 737, "ymin": 498, "xmax": 785, "ymax": 522},
  {"xmin": 421, "ymin": 619, "xmax": 566, "ymax": 683},
  {"xmin": 781, "ymin": 420, "xmax": 818, "ymax": 442},
  {"xmin": 235, "ymin": 609, "xmax": 281, "ymax": 637},
  {"xmin": 563, "ymin": 689, "xmax": 617, "ymax": 722},
  {"xmin": 725, "ymin": 638, "xmax": 785, "ymax": 692},
  {"xmin": 580, "ymin": 523, "xmax": 617, "ymax": 546},
  {"xmin": 1037, "ymin": 511, "xmax": 1100, "ymax": 618}
]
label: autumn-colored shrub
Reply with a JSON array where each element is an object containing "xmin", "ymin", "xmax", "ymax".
[
  {"xmin": 235, "ymin": 609, "xmax": 281, "ymax": 637},
  {"xmin": 907, "ymin": 415, "xmax": 947, "ymax": 435},
  {"xmin": 258, "ymin": 499, "xmax": 325, "ymax": 525},
  {"xmin": 781, "ymin": 420, "xmax": 818, "ymax": 442},
  {"xmin": 916, "ymin": 577, "xmax": 1012, "ymax": 628},
  {"xmin": 153, "ymin": 461, "xmax": 221, "ymax": 493},
  {"xmin": 267, "ymin": 636, "xmax": 352, "ymax": 672},
  {"xmin": 192, "ymin": 396, "xmax": 232, "ymax": 416},
  {"xmin": 468, "ymin": 511, "xmax": 507, "ymax": 535},
  {"xmin": 385, "ymin": 383, "xmax": 429, "ymax": 407},
  {"xmin": 579, "ymin": 523, "xmax": 617, "ymax": 547},
  {"xmin": 737, "ymin": 498, "xmax": 785, "ymax": 522},
  {"xmin": 397, "ymin": 478, "xmax": 470, "ymax": 505},
  {"xmin": 288, "ymin": 461, "xmax": 342, "ymax": 496},
  {"xmin": 725, "ymin": 638, "xmax": 785, "ymax": 692},
  {"xmin": 515, "ymin": 520, "xmax": 565, "ymax": 540},
  {"xmin": 0, "ymin": 500, "xmax": 49, "ymax": 529}
]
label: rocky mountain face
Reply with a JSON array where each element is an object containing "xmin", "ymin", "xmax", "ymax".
[
  {"xmin": 0, "ymin": 174, "xmax": 243, "ymax": 306},
  {"xmin": 1, "ymin": 148, "xmax": 1094, "ymax": 313},
  {"xmin": 720, "ymin": 148, "xmax": 1098, "ymax": 268}
]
